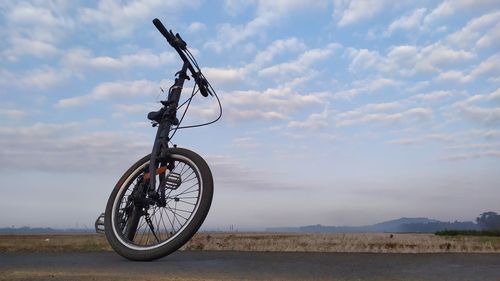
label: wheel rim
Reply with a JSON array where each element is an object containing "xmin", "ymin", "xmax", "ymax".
[{"xmin": 111, "ymin": 154, "xmax": 203, "ymax": 250}]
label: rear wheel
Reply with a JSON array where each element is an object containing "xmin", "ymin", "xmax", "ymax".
[{"xmin": 104, "ymin": 147, "xmax": 213, "ymax": 261}]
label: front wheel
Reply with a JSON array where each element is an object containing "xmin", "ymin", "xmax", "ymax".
[{"xmin": 104, "ymin": 148, "xmax": 213, "ymax": 261}]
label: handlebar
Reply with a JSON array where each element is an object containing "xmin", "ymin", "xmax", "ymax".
[
  {"xmin": 152, "ymin": 18, "xmax": 211, "ymax": 97},
  {"xmin": 152, "ymin": 18, "xmax": 174, "ymax": 43}
]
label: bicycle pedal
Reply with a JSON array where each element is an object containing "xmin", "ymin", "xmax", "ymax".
[
  {"xmin": 95, "ymin": 212, "xmax": 105, "ymax": 234},
  {"xmin": 165, "ymin": 172, "xmax": 182, "ymax": 189}
]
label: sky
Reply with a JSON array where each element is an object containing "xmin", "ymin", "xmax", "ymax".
[{"xmin": 0, "ymin": 0, "xmax": 499, "ymax": 230}]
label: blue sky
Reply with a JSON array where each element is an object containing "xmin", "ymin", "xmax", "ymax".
[{"xmin": 0, "ymin": 0, "xmax": 499, "ymax": 230}]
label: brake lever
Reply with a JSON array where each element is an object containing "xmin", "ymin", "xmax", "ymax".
[
  {"xmin": 175, "ymin": 33, "xmax": 187, "ymax": 50},
  {"xmin": 193, "ymin": 73, "xmax": 211, "ymax": 97}
]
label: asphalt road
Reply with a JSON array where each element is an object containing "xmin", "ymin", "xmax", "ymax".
[{"xmin": 1, "ymin": 251, "xmax": 499, "ymax": 281}]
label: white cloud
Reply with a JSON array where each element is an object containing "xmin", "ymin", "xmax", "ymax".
[
  {"xmin": 24, "ymin": 67, "xmax": 68, "ymax": 89},
  {"xmin": 6, "ymin": 2, "xmax": 74, "ymax": 43},
  {"xmin": 259, "ymin": 43, "xmax": 339, "ymax": 77},
  {"xmin": 202, "ymin": 67, "xmax": 247, "ymax": 86},
  {"xmin": 456, "ymin": 106, "xmax": 500, "ymax": 125},
  {"xmin": 288, "ymin": 107, "xmax": 330, "ymax": 130},
  {"xmin": 55, "ymin": 79, "xmax": 158, "ymax": 108},
  {"xmin": 232, "ymin": 136, "xmax": 261, "ymax": 149},
  {"xmin": 384, "ymin": 45, "xmax": 418, "ymax": 74},
  {"xmin": 353, "ymin": 77, "xmax": 400, "ymax": 93},
  {"xmin": 251, "ymin": 38, "xmax": 306, "ymax": 68},
  {"xmin": 336, "ymin": 106, "xmax": 432, "ymax": 127},
  {"xmin": 386, "ymin": 8, "xmax": 426, "ymax": 35},
  {"xmin": 436, "ymin": 54, "xmax": 500, "ymax": 83},
  {"xmin": 424, "ymin": 0, "xmax": 499, "ymax": 25},
  {"xmin": 348, "ymin": 48, "xmax": 382, "ymax": 72},
  {"xmin": 441, "ymin": 150, "xmax": 500, "ymax": 161},
  {"xmin": 412, "ymin": 90, "xmax": 465, "ymax": 102},
  {"xmin": 0, "ymin": 122, "xmax": 148, "ymax": 173},
  {"xmin": 205, "ymin": 0, "xmax": 327, "ymax": 51},
  {"xmin": 469, "ymin": 54, "xmax": 500, "ymax": 79},
  {"xmin": 187, "ymin": 22, "xmax": 207, "ymax": 33},
  {"xmin": 333, "ymin": 0, "xmax": 389, "ymax": 27},
  {"xmin": 476, "ymin": 22, "xmax": 500, "ymax": 49},
  {"xmin": 1, "ymin": 2, "xmax": 74, "ymax": 60},
  {"xmin": 332, "ymin": 77, "xmax": 400, "ymax": 100},
  {"xmin": 0, "ymin": 67, "xmax": 69, "ymax": 90},
  {"xmin": 347, "ymin": 43, "xmax": 475, "ymax": 76},
  {"xmin": 0, "ymin": 108, "xmax": 27, "ymax": 119},
  {"xmin": 200, "ymin": 37, "xmax": 307, "ymax": 87},
  {"xmin": 415, "ymin": 44, "xmax": 475, "ymax": 72},
  {"xmin": 2, "ymin": 36, "xmax": 59, "ymax": 61},
  {"xmin": 200, "ymin": 86, "xmax": 325, "ymax": 123},
  {"xmin": 78, "ymin": 0, "xmax": 199, "ymax": 38},
  {"xmin": 436, "ymin": 70, "xmax": 472, "ymax": 83},
  {"xmin": 62, "ymin": 48, "xmax": 177, "ymax": 72},
  {"xmin": 447, "ymin": 88, "xmax": 500, "ymax": 125},
  {"xmin": 114, "ymin": 103, "xmax": 156, "ymax": 115},
  {"xmin": 223, "ymin": 0, "xmax": 256, "ymax": 16},
  {"xmin": 446, "ymin": 11, "xmax": 500, "ymax": 50}
]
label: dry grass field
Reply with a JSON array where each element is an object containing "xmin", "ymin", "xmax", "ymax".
[{"xmin": 1, "ymin": 232, "xmax": 499, "ymax": 253}]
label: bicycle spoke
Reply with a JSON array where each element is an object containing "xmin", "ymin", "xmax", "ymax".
[{"xmin": 113, "ymin": 154, "xmax": 203, "ymax": 248}]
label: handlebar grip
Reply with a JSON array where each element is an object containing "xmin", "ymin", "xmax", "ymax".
[
  {"xmin": 199, "ymin": 85, "xmax": 209, "ymax": 97},
  {"xmin": 153, "ymin": 18, "xmax": 173, "ymax": 42}
]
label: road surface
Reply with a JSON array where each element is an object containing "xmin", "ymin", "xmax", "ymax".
[{"xmin": 1, "ymin": 251, "xmax": 499, "ymax": 281}]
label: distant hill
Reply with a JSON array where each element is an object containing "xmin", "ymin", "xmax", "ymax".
[
  {"xmin": 267, "ymin": 217, "xmax": 479, "ymax": 233},
  {"xmin": 0, "ymin": 226, "xmax": 93, "ymax": 234}
]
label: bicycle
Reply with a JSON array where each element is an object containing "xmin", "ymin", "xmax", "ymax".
[{"xmin": 95, "ymin": 18, "xmax": 221, "ymax": 261}]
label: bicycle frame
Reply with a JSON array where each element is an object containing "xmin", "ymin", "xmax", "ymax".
[
  {"xmin": 148, "ymin": 61, "xmax": 190, "ymax": 191},
  {"xmin": 99, "ymin": 18, "xmax": 218, "ymax": 261}
]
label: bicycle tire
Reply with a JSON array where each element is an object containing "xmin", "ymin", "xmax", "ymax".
[{"xmin": 104, "ymin": 147, "xmax": 213, "ymax": 261}]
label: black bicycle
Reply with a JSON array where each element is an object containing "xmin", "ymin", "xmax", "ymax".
[{"xmin": 95, "ymin": 18, "xmax": 221, "ymax": 261}]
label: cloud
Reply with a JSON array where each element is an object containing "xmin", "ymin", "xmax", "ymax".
[
  {"xmin": 223, "ymin": 0, "xmax": 256, "ymax": 16},
  {"xmin": 202, "ymin": 67, "xmax": 247, "ymax": 86},
  {"xmin": 190, "ymin": 86, "xmax": 325, "ymax": 123},
  {"xmin": 1, "ymin": 67, "xmax": 69, "ymax": 90},
  {"xmin": 187, "ymin": 22, "xmax": 207, "ymax": 33},
  {"xmin": 288, "ymin": 106, "xmax": 330, "ymax": 130},
  {"xmin": 456, "ymin": 106, "xmax": 500, "ymax": 125},
  {"xmin": 347, "ymin": 43, "xmax": 475, "ymax": 76},
  {"xmin": 199, "ymin": 38, "xmax": 306, "ymax": 87},
  {"xmin": 207, "ymin": 154, "xmax": 304, "ymax": 191},
  {"xmin": 424, "ymin": 0, "xmax": 499, "ymax": 25},
  {"xmin": 232, "ymin": 137, "xmax": 261, "ymax": 149},
  {"xmin": 348, "ymin": 48, "xmax": 382, "ymax": 72},
  {"xmin": 469, "ymin": 54, "xmax": 500, "ymax": 79},
  {"xmin": 55, "ymin": 79, "xmax": 158, "ymax": 108},
  {"xmin": 446, "ymin": 11, "xmax": 500, "ymax": 50},
  {"xmin": 332, "ymin": 77, "xmax": 400, "ymax": 100},
  {"xmin": 336, "ymin": 106, "xmax": 432, "ymax": 127},
  {"xmin": 259, "ymin": 43, "xmax": 340, "ymax": 78},
  {"xmin": 62, "ymin": 48, "xmax": 177, "ymax": 72},
  {"xmin": 251, "ymin": 38, "xmax": 306, "ymax": 69},
  {"xmin": 0, "ymin": 122, "xmax": 149, "ymax": 173},
  {"xmin": 78, "ymin": 0, "xmax": 200, "ymax": 38},
  {"xmin": 386, "ymin": 8, "xmax": 426, "ymax": 35},
  {"xmin": 333, "ymin": 0, "xmax": 390, "ymax": 27},
  {"xmin": 205, "ymin": 0, "xmax": 327, "ymax": 51},
  {"xmin": 446, "ymin": 88, "xmax": 500, "ymax": 126},
  {"xmin": 412, "ymin": 90, "xmax": 466, "ymax": 102},
  {"xmin": 441, "ymin": 150, "xmax": 500, "ymax": 161},
  {"xmin": 0, "ymin": 108, "xmax": 27, "ymax": 119},
  {"xmin": 1, "ymin": 2, "xmax": 74, "ymax": 60},
  {"xmin": 2, "ymin": 36, "xmax": 59, "ymax": 61},
  {"xmin": 436, "ymin": 54, "xmax": 500, "ymax": 83},
  {"xmin": 436, "ymin": 70, "xmax": 471, "ymax": 83},
  {"xmin": 414, "ymin": 44, "xmax": 476, "ymax": 72},
  {"xmin": 476, "ymin": 22, "xmax": 500, "ymax": 49}
]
